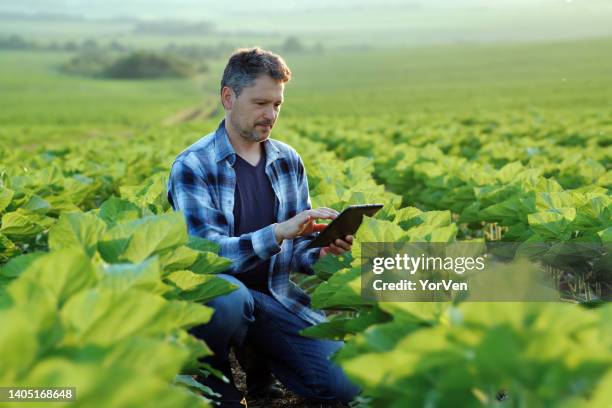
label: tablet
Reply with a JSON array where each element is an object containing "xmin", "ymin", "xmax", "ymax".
[{"xmin": 306, "ymin": 204, "xmax": 384, "ymax": 249}]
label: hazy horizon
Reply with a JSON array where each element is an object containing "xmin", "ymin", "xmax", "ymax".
[{"xmin": 2, "ymin": 0, "xmax": 612, "ymax": 47}]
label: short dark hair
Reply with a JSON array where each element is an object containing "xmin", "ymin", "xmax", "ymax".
[{"xmin": 220, "ymin": 47, "xmax": 291, "ymax": 97}]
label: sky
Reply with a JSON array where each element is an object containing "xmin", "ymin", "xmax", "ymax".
[
  {"xmin": 1, "ymin": 0, "xmax": 611, "ymax": 46},
  {"xmin": 2, "ymin": 0, "xmax": 612, "ymax": 20}
]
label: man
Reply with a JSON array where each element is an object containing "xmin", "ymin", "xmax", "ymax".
[{"xmin": 167, "ymin": 48, "xmax": 360, "ymax": 407}]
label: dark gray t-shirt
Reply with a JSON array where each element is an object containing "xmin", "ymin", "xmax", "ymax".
[{"xmin": 232, "ymin": 149, "xmax": 276, "ymax": 294}]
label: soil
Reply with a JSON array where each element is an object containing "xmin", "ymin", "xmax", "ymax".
[{"xmin": 228, "ymin": 351, "xmax": 348, "ymax": 408}]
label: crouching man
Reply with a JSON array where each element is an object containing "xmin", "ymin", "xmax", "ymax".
[{"xmin": 167, "ymin": 47, "xmax": 360, "ymax": 407}]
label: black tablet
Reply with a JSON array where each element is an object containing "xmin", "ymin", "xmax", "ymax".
[{"xmin": 306, "ymin": 204, "xmax": 384, "ymax": 249}]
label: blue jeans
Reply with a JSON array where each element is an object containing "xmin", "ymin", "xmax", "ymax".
[{"xmin": 189, "ymin": 274, "xmax": 361, "ymax": 404}]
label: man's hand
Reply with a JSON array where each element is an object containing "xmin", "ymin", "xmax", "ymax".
[
  {"xmin": 320, "ymin": 235, "xmax": 353, "ymax": 257},
  {"xmin": 274, "ymin": 207, "xmax": 338, "ymax": 244}
]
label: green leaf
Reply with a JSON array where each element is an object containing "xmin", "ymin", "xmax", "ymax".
[
  {"xmin": 587, "ymin": 371, "xmax": 612, "ymax": 408},
  {"xmin": 480, "ymin": 196, "xmax": 524, "ymax": 224},
  {"xmin": 599, "ymin": 227, "xmax": 612, "ymax": 243},
  {"xmin": 353, "ymin": 218, "xmax": 407, "ymax": 263},
  {"xmin": 390, "ymin": 206, "xmax": 421, "ymax": 224},
  {"xmin": 103, "ymin": 336, "xmax": 190, "ymax": 381},
  {"xmin": 165, "ymin": 270, "xmax": 237, "ymax": 303},
  {"xmin": 7, "ymin": 248, "xmax": 98, "ymax": 307},
  {"xmin": 0, "ymin": 209, "xmax": 55, "ymax": 240},
  {"xmin": 496, "ymin": 161, "xmax": 524, "ymax": 183},
  {"xmin": 21, "ymin": 358, "xmax": 209, "ymax": 408},
  {"xmin": 190, "ymin": 251, "xmax": 233, "ymax": 275},
  {"xmin": 572, "ymin": 196, "xmax": 611, "ymax": 231},
  {"xmin": 99, "ymin": 196, "xmax": 142, "ymax": 227},
  {"xmin": 174, "ymin": 374, "xmax": 221, "ymax": 398},
  {"xmin": 535, "ymin": 191, "xmax": 579, "ymax": 211},
  {"xmin": 61, "ymin": 288, "xmax": 212, "ymax": 346},
  {"xmin": 48, "ymin": 212, "xmax": 107, "ymax": 256},
  {"xmin": 98, "ymin": 212, "xmax": 188, "ymax": 263},
  {"xmin": 528, "ymin": 207, "xmax": 576, "ymax": 240},
  {"xmin": 313, "ymin": 251, "xmax": 353, "ymax": 281},
  {"xmin": 0, "ymin": 233, "xmax": 18, "ymax": 263},
  {"xmin": 310, "ymin": 266, "xmax": 368, "ymax": 310},
  {"xmin": 0, "ymin": 307, "xmax": 40, "ymax": 378},
  {"xmin": 99, "ymin": 257, "xmax": 170, "ymax": 295},
  {"xmin": 158, "ymin": 246, "xmax": 201, "ymax": 275},
  {"xmin": 187, "ymin": 235, "xmax": 220, "ymax": 253},
  {"xmin": 0, "ymin": 187, "xmax": 15, "ymax": 213},
  {"xmin": 407, "ymin": 224, "xmax": 457, "ymax": 243},
  {"xmin": 0, "ymin": 252, "xmax": 44, "ymax": 280},
  {"xmin": 301, "ymin": 306, "xmax": 392, "ymax": 340},
  {"xmin": 23, "ymin": 195, "xmax": 52, "ymax": 214}
]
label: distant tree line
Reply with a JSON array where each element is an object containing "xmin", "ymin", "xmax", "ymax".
[
  {"xmin": 276, "ymin": 36, "xmax": 325, "ymax": 54},
  {"xmin": 0, "ymin": 34, "xmax": 324, "ymax": 56},
  {"xmin": 61, "ymin": 50, "xmax": 204, "ymax": 80},
  {"xmin": 0, "ymin": 34, "xmax": 130, "ymax": 53}
]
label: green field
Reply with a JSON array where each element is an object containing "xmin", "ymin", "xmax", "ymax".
[
  {"xmin": 3, "ymin": 36, "xmax": 612, "ymax": 135},
  {"xmin": 1, "ymin": 28, "xmax": 611, "ymax": 408}
]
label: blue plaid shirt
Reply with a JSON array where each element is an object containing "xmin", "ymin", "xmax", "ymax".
[{"xmin": 167, "ymin": 119, "xmax": 326, "ymax": 325}]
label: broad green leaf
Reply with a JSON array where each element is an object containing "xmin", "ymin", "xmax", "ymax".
[
  {"xmin": 301, "ymin": 306, "xmax": 392, "ymax": 340},
  {"xmin": 23, "ymin": 195, "xmax": 52, "ymax": 214},
  {"xmin": 22, "ymin": 358, "xmax": 208, "ymax": 408},
  {"xmin": 62, "ymin": 288, "xmax": 212, "ymax": 346},
  {"xmin": 378, "ymin": 302, "xmax": 447, "ymax": 324},
  {"xmin": 584, "ymin": 371, "xmax": 612, "ymax": 408},
  {"xmin": 0, "ymin": 307, "xmax": 40, "ymax": 379},
  {"xmin": 158, "ymin": 246, "xmax": 201, "ymax": 274},
  {"xmin": 0, "ymin": 186, "xmax": 14, "ymax": 213},
  {"xmin": 390, "ymin": 206, "xmax": 422, "ymax": 225},
  {"xmin": 599, "ymin": 227, "xmax": 612, "ymax": 243},
  {"xmin": 0, "ymin": 252, "xmax": 44, "ymax": 280},
  {"xmin": 407, "ymin": 223, "xmax": 457, "ymax": 242},
  {"xmin": 0, "ymin": 232, "xmax": 18, "ymax": 263},
  {"xmin": 496, "ymin": 161, "xmax": 524, "ymax": 183},
  {"xmin": 99, "ymin": 257, "xmax": 169, "ymax": 295},
  {"xmin": 165, "ymin": 270, "xmax": 237, "ymax": 303},
  {"xmin": 528, "ymin": 207, "xmax": 576, "ymax": 240},
  {"xmin": 187, "ymin": 235, "xmax": 220, "ymax": 253},
  {"xmin": 99, "ymin": 196, "xmax": 142, "ymax": 227},
  {"xmin": 353, "ymin": 218, "xmax": 406, "ymax": 262},
  {"xmin": 48, "ymin": 212, "xmax": 106, "ymax": 256},
  {"xmin": 536, "ymin": 191, "xmax": 579, "ymax": 211},
  {"xmin": 8, "ymin": 248, "xmax": 98, "ymax": 306},
  {"xmin": 190, "ymin": 251, "xmax": 232, "ymax": 275},
  {"xmin": 310, "ymin": 266, "xmax": 367, "ymax": 310},
  {"xmin": 98, "ymin": 212, "xmax": 188, "ymax": 263},
  {"xmin": 313, "ymin": 251, "xmax": 353, "ymax": 281},
  {"xmin": 103, "ymin": 336, "xmax": 190, "ymax": 381},
  {"xmin": 480, "ymin": 196, "xmax": 524, "ymax": 224},
  {"xmin": 572, "ymin": 196, "xmax": 611, "ymax": 231},
  {"xmin": 0, "ymin": 209, "xmax": 55, "ymax": 240}
]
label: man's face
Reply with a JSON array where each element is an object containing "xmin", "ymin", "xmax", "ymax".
[{"xmin": 225, "ymin": 75, "xmax": 284, "ymax": 143}]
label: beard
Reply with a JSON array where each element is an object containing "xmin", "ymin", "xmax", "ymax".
[{"xmin": 229, "ymin": 112, "xmax": 273, "ymax": 143}]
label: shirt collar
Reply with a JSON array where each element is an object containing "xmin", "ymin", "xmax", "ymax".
[{"xmin": 214, "ymin": 118, "xmax": 281, "ymax": 166}]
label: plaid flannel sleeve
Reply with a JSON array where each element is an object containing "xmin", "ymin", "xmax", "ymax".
[
  {"xmin": 290, "ymin": 156, "xmax": 321, "ymax": 276},
  {"xmin": 168, "ymin": 158, "xmax": 282, "ymax": 275}
]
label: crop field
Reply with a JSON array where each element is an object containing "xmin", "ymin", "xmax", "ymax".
[{"xmin": 1, "ymin": 33, "xmax": 611, "ymax": 408}]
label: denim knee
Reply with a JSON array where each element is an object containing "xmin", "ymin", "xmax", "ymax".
[
  {"xmin": 308, "ymin": 340, "xmax": 361, "ymax": 404},
  {"xmin": 208, "ymin": 274, "xmax": 255, "ymax": 331},
  {"xmin": 309, "ymin": 364, "xmax": 361, "ymax": 404},
  {"xmin": 189, "ymin": 274, "xmax": 255, "ymax": 357}
]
